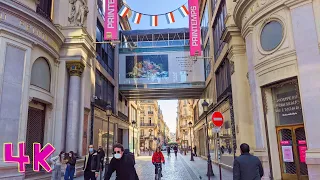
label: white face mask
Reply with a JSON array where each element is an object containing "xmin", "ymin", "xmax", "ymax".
[{"xmin": 114, "ymin": 153, "xmax": 122, "ymax": 159}]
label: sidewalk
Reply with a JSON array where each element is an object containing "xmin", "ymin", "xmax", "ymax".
[{"xmin": 179, "ymin": 153, "xmax": 233, "ymax": 180}]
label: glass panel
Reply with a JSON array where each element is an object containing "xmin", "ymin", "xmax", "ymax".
[
  {"xmin": 279, "ymin": 129, "xmax": 296, "ymax": 174},
  {"xmin": 295, "ymin": 127, "xmax": 308, "ymax": 176},
  {"xmin": 31, "ymin": 58, "xmax": 51, "ymax": 91},
  {"xmin": 272, "ymin": 83, "xmax": 303, "ymax": 126},
  {"xmin": 260, "ymin": 21, "xmax": 283, "ymax": 51}
]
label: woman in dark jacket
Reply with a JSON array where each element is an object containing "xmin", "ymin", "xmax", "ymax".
[{"xmin": 64, "ymin": 151, "xmax": 76, "ymax": 180}]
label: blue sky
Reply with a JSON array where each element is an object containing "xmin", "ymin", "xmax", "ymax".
[{"xmin": 125, "ymin": 0, "xmax": 188, "ymax": 132}]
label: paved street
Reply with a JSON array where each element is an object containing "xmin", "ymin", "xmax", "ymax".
[{"xmin": 75, "ymin": 152, "xmax": 233, "ymax": 180}]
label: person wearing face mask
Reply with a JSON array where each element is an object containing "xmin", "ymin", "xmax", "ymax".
[
  {"xmin": 83, "ymin": 145, "xmax": 100, "ymax": 180},
  {"xmin": 104, "ymin": 143, "xmax": 139, "ymax": 180}
]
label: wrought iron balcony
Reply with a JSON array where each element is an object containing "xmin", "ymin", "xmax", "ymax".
[
  {"xmin": 148, "ymin": 111, "xmax": 154, "ymax": 115},
  {"xmin": 140, "ymin": 123, "xmax": 155, "ymax": 127},
  {"xmin": 118, "ymin": 111, "xmax": 129, "ymax": 122}
]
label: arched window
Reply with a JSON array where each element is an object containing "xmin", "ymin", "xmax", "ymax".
[{"xmin": 31, "ymin": 57, "xmax": 51, "ymax": 91}]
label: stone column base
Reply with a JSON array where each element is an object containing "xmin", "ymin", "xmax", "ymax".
[
  {"xmin": 0, "ymin": 165, "xmax": 24, "ymax": 180},
  {"xmin": 254, "ymin": 149, "xmax": 271, "ymax": 180},
  {"xmin": 306, "ymin": 149, "xmax": 320, "ymax": 180}
]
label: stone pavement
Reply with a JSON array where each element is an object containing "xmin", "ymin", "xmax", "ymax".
[{"xmin": 73, "ymin": 152, "xmax": 233, "ymax": 180}]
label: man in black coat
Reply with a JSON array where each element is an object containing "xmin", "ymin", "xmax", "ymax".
[
  {"xmin": 97, "ymin": 146, "xmax": 105, "ymax": 171},
  {"xmin": 83, "ymin": 144, "xmax": 100, "ymax": 180},
  {"xmin": 104, "ymin": 143, "xmax": 139, "ymax": 180},
  {"xmin": 233, "ymin": 143, "xmax": 264, "ymax": 180}
]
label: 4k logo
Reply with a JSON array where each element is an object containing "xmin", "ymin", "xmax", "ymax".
[{"xmin": 3, "ymin": 142, "xmax": 55, "ymax": 172}]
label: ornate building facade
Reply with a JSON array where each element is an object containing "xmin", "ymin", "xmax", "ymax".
[{"xmin": 0, "ymin": 0, "xmax": 130, "ymax": 179}]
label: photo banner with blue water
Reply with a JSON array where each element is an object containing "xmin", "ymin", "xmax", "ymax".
[
  {"xmin": 126, "ymin": 54, "xmax": 169, "ymax": 78},
  {"xmin": 119, "ymin": 51, "xmax": 205, "ymax": 85}
]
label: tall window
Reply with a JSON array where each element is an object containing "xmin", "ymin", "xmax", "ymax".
[
  {"xmin": 213, "ymin": 1, "xmax": 227, "ymax": 60},
  {"xmin": 95, "ymin": 71, "xmax": 115, "ymax": 111},
  {"xmin": 211, "ymin": 0, "xmax": 218, "ymax": 15},
  {"xmin": 131, "ymin": 106, "xmax": 137, "ymax": 122},
  {"xmin": 201, "ymin": 1, "xmax": 209, "ymax": 44},
  {"xmin": 204, "ymin": 42, "xmax": 211, "ymax": 79},
  {"xmin": 36, "ymin": 0, "xmax": 52, "ymax": 20},
  {"xmin": 215, "ymin": 59, "xmax": 231, "ymax": 99},
  {"xmin": 96, "ymin": 21, "xmax": 115, "ymax": 77},
  {"xmin": 31, "ymin": 58, "xmax": 51, "ymax": 91}
]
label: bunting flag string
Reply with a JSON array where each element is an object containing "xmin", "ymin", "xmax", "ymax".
[{"xmin": 118, "ymin": 3, "xmax": 189, "ymax": 25}]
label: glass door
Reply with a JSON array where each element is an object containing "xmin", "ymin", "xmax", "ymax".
[{"xmin": 277, "ymin": 125, "xmax": 308, "ymax": 180}]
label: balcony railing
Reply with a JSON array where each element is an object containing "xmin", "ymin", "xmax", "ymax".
[
  {"xmin": 118, "ymin": 111, "xmax": 129, "ymax": 122},
  {"xmin": 180, "ymin": 124, "xmax": 188, "ymax": 128},
  {"xmin": 94, "ymin": 98, "xmax": 114, "ymax": 112},
  {"xmin": 148, "ymin": 111, "xmax": 154, "ymax": 115},
  {"xmin": 140, "ymin": 123, "xmax": 155, "ymax": 127}
]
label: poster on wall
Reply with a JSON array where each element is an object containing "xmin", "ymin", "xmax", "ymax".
[
  {"xmin": 282, "ymin": 146, "xmax": 294, "ymax": 162},
  {"xmin": 298, "ymin": 140, "xmax": 307, "ymax": 163},
  {"xmin": 119, "ymin": 51, "xmax": 205, "ymax": 85}
]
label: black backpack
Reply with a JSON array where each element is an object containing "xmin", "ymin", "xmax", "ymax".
[{"xmin": 124, "ymin": 149, "xmax": 135, "ymax": 165}]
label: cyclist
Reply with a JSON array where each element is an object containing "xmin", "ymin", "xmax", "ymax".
[
  {"xmin": 173, "ymin": 145, "xmax": 178, "ymax": 157},
  {"xmin": 152, "ymin": 147, "xmax": 165, "ymax": 178}
]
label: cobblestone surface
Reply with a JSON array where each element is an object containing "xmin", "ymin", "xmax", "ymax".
[{"xmin": 74, "ymin": 152, "xmax": 233, "ymax": 180}]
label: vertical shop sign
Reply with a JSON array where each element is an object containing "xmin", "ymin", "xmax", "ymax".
[
  {"xmin": 298, "ymin": 140, "xmax": 307, "ymax": 163},
  {"xmin": 188, "ymin": 0, "xmax": 201, "ymax": 56},
  {"xmin": 104, "ymin": 0, "xmax": 118, "ymax": 40}
]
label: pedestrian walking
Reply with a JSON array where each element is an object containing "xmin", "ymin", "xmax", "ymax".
[
  {"xmin": 233, "ymin": 143, "xmax": 264, "ymax": 180},
  {"xmin": 64, "ymin": 151, "xmax": 76, "ymax": 180},
  {"xmin": 193, "ymin": 146, "xmax": 197, "ymax": 157},
  {"xmin": 83, "ymin": 145, "xmax": 100, "ymax": 180},
  {"xmin": 166, "ymin": 146, "xmax": 171, "ymax": 157},
  {"xmin": 173, "ymin": 146, "xmax": 178, "ymax": 157},
  {"xmin": 50, "ymin": 151, "xmax": 64, "ymax": 180},
  {"xmin": 97, "ymin": 146, "xmax": 105, "ymax": 176},
  {"xmin": 104, "ymin": 143, "xmax": 139, "ymax": 180}
]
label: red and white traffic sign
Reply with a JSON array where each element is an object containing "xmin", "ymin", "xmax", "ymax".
[{"xmin": 212, "ymin": 111, "xmax": 224, "ymax": 127}]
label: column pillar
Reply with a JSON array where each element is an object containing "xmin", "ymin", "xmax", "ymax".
[
  {"xmin": 244, "ymin": 31, "xmax": 270, "ymax": 179},
  {"xmin": 288, "ymin": 1, "xmax": 320, "ymax": 178},
  {"xmin": 66, "ymin": 61, "xmax": 85, "ymax": 153}
]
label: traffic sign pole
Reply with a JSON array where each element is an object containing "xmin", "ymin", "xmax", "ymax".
[{"xmin": 212, "ymin": 112, "xmax": 224, "ymax": 180}]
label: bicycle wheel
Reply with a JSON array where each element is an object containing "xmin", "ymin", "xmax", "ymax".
[{"xmin": 158, "ymin": 168, "xmax": 161, "ymax": 180}]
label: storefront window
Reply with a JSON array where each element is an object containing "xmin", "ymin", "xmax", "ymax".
[{"xmin": 272, "ymin": 83, "xmax": 303, "ymax": 126}]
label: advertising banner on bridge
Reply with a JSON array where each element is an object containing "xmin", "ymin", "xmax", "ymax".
[
  {"xmin": 104, "ymin": 0, "xmax": 118, "ymax": 40},
  {"xmin": 188, "ymin": 0, "xmax": 201, "ymax": 56},
  {"xmin": 119, "ymin": 51, "xmax": 205, "ymax": 85}
]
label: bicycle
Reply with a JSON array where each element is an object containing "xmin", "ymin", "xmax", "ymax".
[{"xmin": 154, "ymin": 163, "xmax": 162, "ymax": 180}]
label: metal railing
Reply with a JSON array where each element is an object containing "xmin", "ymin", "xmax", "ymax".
[
  {"xmin": 140, "ymin": 123, "xmax": 155, "ymax": 127},
  {"xmin": 118, "ymin": 111, "xmax": 129, "ymax": 122}
]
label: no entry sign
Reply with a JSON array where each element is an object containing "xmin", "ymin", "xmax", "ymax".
[{"xmin": 212, "ymin": 111, "xmax": 224, "ymax": 127}]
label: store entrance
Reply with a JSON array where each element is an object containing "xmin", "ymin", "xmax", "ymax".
[{"xmin": 277, "ymin": 125, "xmax": 308, "ymax": 180}]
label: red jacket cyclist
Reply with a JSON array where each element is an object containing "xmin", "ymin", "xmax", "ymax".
[{"xmin": 152, "ymin": 147, "xmax": 165, "ymax": 177}]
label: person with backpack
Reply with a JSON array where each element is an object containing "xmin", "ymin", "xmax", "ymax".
[{"xmin": 104, "ymin": 143, "xmax": 139, "ymax": 180}]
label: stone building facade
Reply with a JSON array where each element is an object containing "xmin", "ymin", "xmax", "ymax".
[{"xmin": 0, "ymin": 0, "xmax": 130, "ymax": 179}]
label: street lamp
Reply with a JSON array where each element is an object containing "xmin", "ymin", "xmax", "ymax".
[
  {"xmin": 105, "ymin": 102, "xmax": 112, "ymax": 166},
  {"xmin": 149, "ymin": 129, "xmax": 153, "ymax": 155},
  {"xmin": 183, "ymin": 129, "xmax": 187, "ymax": 155},
  {"xmin": 202, "ymin": 100, "xmax": 214, "ymax": 178},
  {"xmin": 188, "ymin": 121, "xmax": 194, "ymax": 161},
  {"xmin": 132, "ymin": 120, "xmax": 136, "ymax": 155}
]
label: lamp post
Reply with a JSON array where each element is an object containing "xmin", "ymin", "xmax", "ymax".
[
  {"xmin": 183, "ymin": 129, "xmax": 187, "ymax": 155},
  {"xmin": 149, "ymin": 129, "xmax": 153, "ymax": 156},
  {"xmin": 188, "ymin": 121, "xmax": 194, "ymax": 161},
  {"xmin": 132, "ymin": 120, "xmax": 136, "ymax": 155},
  {"xmin": 105, "ymin": 102, "xmax": 112, "ymax": 166},
  {"xmin": 202, "ymin": 100, "xmax": 214, "ymax": 178}
]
